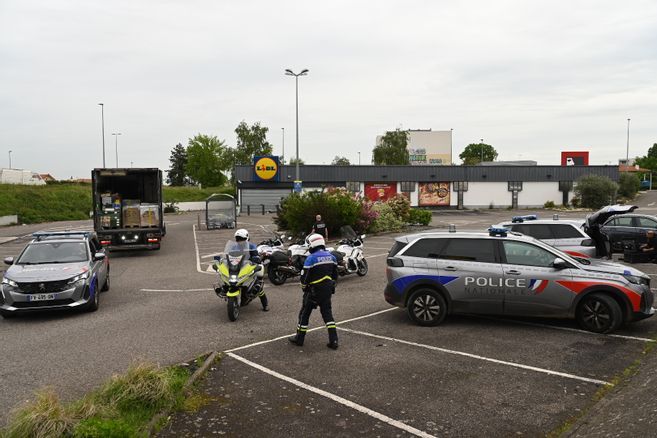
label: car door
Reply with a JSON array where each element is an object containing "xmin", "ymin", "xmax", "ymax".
[
  {"xmin": 510, "ymin": 224, "xmax": 555, "ymax": 245},
  {"xmin": 500, "ymin": 240, "xmax": 574, "ymax": 316},
  {"xmin": 602, "ymin": 217, "xmax": 635, "ymax": 251},
  {"xmin": 635, "ymin": 216, "xmax": 657, "ymax": 244},
  {"xmin": 435, "ymin": 238, "xmax": 505, "ymax": 314},
  {"xmin": 549, "ymin": 224, "xmax": 595, "ymax": 258},
  {"xmin": 398, "ymin": 237, "xmax": 447, "ymax": 281},
  {"xmin": 88, "ymin": 238, "xmax": 107, "ymax": 286}
]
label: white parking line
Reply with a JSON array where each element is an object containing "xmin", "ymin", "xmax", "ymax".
[
  {"xmin": 339, "ymin": 327, "xmax": 613, "ymax": 387},
  {"xmin": 225, "ymin": 308, "xmax": 396, "ymax": 353},
  {"xmin": 228, "ymin": 352, "xmax": 437, "ymax": 438},
  {"xmin": 192, "ymin": 224, "xmax": 214, "ymax": 276},
  {"xmin": 469, "ymin": 315, "xmax": 657, "ymax": 343},
  {"xmin": 140, "ymin": 288, "xmax": 213, "ymax": 292},
  {"xmin": 368, "ymin": 252, "xmax": 389, "ymax": 258}
]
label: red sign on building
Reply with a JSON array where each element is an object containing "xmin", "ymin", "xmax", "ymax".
[
  {"xmin": 364, "ymin": 183, "xmax": 397, "ymax": 202},
  {"xmin": 561, "ymin": 151, "xmax": 589, "ymax": 166}
]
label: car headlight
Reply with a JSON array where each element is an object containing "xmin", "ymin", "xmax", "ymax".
[
  {"xmin": 2, "ymin": 277, "xmax": 18, "ymax": 287},
  {"xmin": 68, "ymin": 272, "xmax": 90, "ymax": 284},
  {"xmin": 624, "ymin": 274, "xmax": 650, "ymax": 286}
]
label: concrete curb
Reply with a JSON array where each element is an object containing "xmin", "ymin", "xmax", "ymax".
[
  {"xmin": 147, "ymin": 351, "xmax": 220, "ymax": 436},
  {"xmin": 0, "ymin": 236, "xmax": 19, "ymax": 245}
]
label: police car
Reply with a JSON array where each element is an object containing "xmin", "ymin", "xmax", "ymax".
[
  {"xmin": 1, "ymin": 231, "xmax": 109, "ymax": 317},
  {"xmin": 493, "ymin": 215, "xmax": 596, "ymax": 259},
  {"xmin": 384, "ymin": 228, "xmax": 654, "ymax": 333}
]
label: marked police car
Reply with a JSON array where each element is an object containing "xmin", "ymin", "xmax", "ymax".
[
  {"xmin": 493, "ymin": 215, "xmax": 596, "ymax": 259},
  {"xmin": 384, "ymin": 228, "xmax": 654, "ymax": 333},
  {"xmin": 1, "ymin": 231, "xmax": 109, "ymax": 318}
]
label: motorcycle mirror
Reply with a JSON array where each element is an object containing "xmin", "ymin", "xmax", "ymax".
[
  {"xmin": 213, "ymin": 255, "xmax": 221, "ymax": 261},
  {"xmin": 360, "ymin": 234, "xmax": 366, "ymax": 239},
  {"xmin": 212, "ymin": 264, "xmax": 219, "ymax": 271},
  {"xmin": 253, "ymin": 265, "xmax": 262, "ymax": 272}
]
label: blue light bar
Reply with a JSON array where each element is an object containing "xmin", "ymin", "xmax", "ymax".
[
  {"xmin": 32, "ymin": 231, "xmax": 90, "ymax": 241},
  {"xmin": 488, "ymin": 227, "xmax": 509, "ymax": 237},
  {"xmin": 511, "ymin": 214, "xmax": 538, "ymax": 223}
]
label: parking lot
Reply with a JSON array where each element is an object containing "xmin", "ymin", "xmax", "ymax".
[{"xmin": 2, "ymin": 210, "xmax": 657, "ymax": 435}]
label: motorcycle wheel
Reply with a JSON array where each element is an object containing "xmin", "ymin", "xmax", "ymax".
[
  {"xmin": 357, "ymin": 259, "xmax": 368, "ymax": 276},
  {"xmin": 268, "ymin": 267, "xmax": 287, "ymax": 285},
  {"xmin": 227, "ymin": 297, "xmax": 239, "ymax": 321}
]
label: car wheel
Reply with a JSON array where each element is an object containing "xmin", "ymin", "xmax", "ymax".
[
  {"xmin": 356, "ymin": 259, "xmax": 368, "ymax": 276},
  {"xmin": 407, "ymin": 288, "xmax": 447, "ymax": 327},
  {"xmin": 86, "ymin": 281, "xmax": 100, "ymax": 312},
  {"xmin": 0, "ymin": 310, "xmax": 16, "ymax": 319},
  {"xmin": 576, "ymin": 293, "xmax": 622, "ymax": 333},
  {"xmin": 101, "ymin": 273, "xmax": 110, "ymax": 292},
  {"xmin": 268, "ymin": 267, "xmax": 287, "ymax": 285}
]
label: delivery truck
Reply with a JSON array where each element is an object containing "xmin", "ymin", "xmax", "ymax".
[{"xmin": 92, "ymin": 168, "xmax": 165, "ymax": 250}]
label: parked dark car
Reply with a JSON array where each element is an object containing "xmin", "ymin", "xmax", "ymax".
[{"xmin": 601, "ymin": 213, "xmax": 657, "ymax": 252}]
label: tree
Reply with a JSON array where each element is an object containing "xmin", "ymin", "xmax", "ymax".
[
  {"xmin": 459, "ymin": 143, "xmax": 498, "ymax": 165},
  {"xmin": 331, "ymin": 156, "xmax": 351, "ymax": 165},
  {"xmin": 575, "ymin": 175, "xmax": 618, "ymax": 209},
  {"xmin": 372, "ymin": 129, "xmax": 409, "ymax": 165},
  {"xmin": 618, "ymin": 172, "xmax": 640, "ymax": 199},
  {"xmin": 635, "ymin": 143, "xmax": 657, "ymax": 173},
  {"xmin": 232, "ymin": 121, "xmax": 273, "ymax": 166},
  {"xmin": 185, "ymin": 134, "xmax": 230, "ymax": 187},
  {"xmin": 288, "ymin": 157, "xmax": 305, "ymax": 166},
  {"xmin": 166, "ymin": 143, "xmax": 188, "ymax": 186},
  {"xmin": 647, "ymin": 143, "xmax": 657, "ymax": 159}
]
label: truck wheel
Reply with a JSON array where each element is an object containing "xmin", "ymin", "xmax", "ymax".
[
  {"xmin": 576, "ymin": 293, "xmax": 622, "ymax": 333},
  {"xmin": 268, "ymin": 267, "xmax": 287, "ymax": 285},
  {"xmin": 407, "ymin": 288, "xmax": 446, "ymax": 327},
  {"xmin": 227, "ymin": 297, "xmax": 239, "ymax": 321}
]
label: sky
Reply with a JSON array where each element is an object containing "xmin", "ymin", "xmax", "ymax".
[{"xmin": 1, "ymin": 0, "xmax": 656, "ymax": 179}]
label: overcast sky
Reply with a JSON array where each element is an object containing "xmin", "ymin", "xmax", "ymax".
[{"xmin": 1, "ymin": 0, "xmax": 656, "ymax": 179}]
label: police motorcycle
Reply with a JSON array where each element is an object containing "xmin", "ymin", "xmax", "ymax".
[
  {"xmin": 267, "ymin": 234, "xmax": 310, "ymax": 286},
  {"xmin": 332, "ymin": 226, "xmax": 368, "ymax": 277},
  {"xmin": 256, "ymin": 232, "xmax": 287, "ymax": 269},
  {"xmin": 212, "ymin": 240, "xmax": 263, "ymax": 321}
]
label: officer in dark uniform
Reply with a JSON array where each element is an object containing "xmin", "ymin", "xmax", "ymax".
[
  {"xmin": 234, "ymin": 228, "xmax": 268, "ymax": 311},
  {"xmin": 311, "ymin": 214, "xmax": 328, "ymax": 240},
  {"xmin": 288, "ymin": 233, "xmax": 339, "ymax": 349}
]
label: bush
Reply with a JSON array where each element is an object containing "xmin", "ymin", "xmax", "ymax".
[
  {"xmin": 571, "ymin": 197, "xmax": 580, "ymax": 208},
  {"xmin": 544, "ymin": 200, "xmax": 556, "ymax": 209},
  {"xmin": 618, "ymin": 172, "xmax": 640, "ymax": 199},
  {"xmin": 408, "ymin": 208, "xmax": 432, "ymax": 225},
  {"xmin": 386, "ymin": 194, "xmax": 411, "ymax": 222},
  {"xmin": 369, "ymin": 203, "xmax": 404, "ymax": 233},
  {"xmin": 575, "ymin": 175, "xmax": 618, "ymax": 209},
  {"xmin": 275, "ymin": 189, "xmax": 363, "ymax": 235}
]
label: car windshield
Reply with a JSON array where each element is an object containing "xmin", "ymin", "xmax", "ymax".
[{"xmin": 17, "ymin": 242, "xmax": 88, "ymax": 264}]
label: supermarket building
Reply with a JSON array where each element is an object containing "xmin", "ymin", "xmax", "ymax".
[{"xmin": 234, "ymin": 161, "xmax": 618, "ymax": 210}]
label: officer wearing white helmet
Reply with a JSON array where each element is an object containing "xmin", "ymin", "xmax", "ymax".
[
  {"xmin": 234, "ymin": 228, "xmax": 268, "ymax": 311},
  {"xmin": 289, "ymin": 233, "xmax": 339, "ymax": 349}
]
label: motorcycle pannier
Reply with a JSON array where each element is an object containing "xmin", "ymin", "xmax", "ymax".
[{"xmin": 269, "ymin": 251, "xmax": 289, "ymax": 266}]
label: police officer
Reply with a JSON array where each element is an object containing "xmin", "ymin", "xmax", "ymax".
[
  {"xmin": 234, "ymin": 228, "xmax": 269, "ymax": 311},
  {"xmin": 288, "ymin": 233, "xmax": 339, "ymax": 349},
  {"xmin": 311, "ymin": 214, "xmax": 328, "ymax": 240}
]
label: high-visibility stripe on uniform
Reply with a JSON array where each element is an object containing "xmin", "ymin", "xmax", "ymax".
[
  {"xmin": 309, "ymin": 275, "xmax": 333, "ymax": 285},
  {"xmin": 326, "ymin": 322, "xmax": 336, "ymax": 329},
  {"xmin": 297, "ymin": 325, "xmax": 308, "ymax": 332},
  {"xmin": 304, "ymin": 260, "xmax": 337, "ymax": 269}
]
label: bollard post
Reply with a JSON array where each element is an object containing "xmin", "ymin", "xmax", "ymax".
[
  {"xmin": 197, "ymin": 214, "xmax": 201, "ymax": 229},
  {"xmin": 247, "ymin": 205, "xmax": 250, "ymax": 216},
  {"xmin": 262, "ymin": 204, "xmax": 265, "ymax": 215}
]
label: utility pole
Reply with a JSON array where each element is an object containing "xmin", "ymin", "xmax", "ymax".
[{"xmin": 99, "ymin": 103, "xmax": 106, "ymax": 167}]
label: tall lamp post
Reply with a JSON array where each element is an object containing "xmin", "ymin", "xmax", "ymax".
[
  {"xmin": 285, "ymin": 68, "xmax": 309, "ymax": 184},
  {"xmin": 626, "ymin": 118, "xmax": 631, "ymax": 164},
  {"xmin": 281, "ymin": 127, "xmax": 285, "ymax": 164},
  {"xmin": 8, "ymin": 150, "xmax": 12, "ymax": 169},
  {"xmin": 112, "ymin": 133, "xmax": 122, "ymax": 167},
  {"xmin": 358, "ymin": 151, "xmax": 361, "ymax": 165},
  {"xmin": 98, "ymin": 103, "xmax": 106, "ymax": 167},
  {"xmin": 480, "ymin": 138, "xmax": 484, "ymax": 163}
]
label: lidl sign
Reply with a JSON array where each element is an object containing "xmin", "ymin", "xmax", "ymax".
[{"xmin": 253, "ymin": 156, "xmax": 280, "ymax": 182}]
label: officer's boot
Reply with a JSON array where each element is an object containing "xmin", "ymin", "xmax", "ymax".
[
  {"xmin": 327, "ymin": 325, "xmax": 338, "ymax": 350},
  {"xmin": 259, "ymin": 292, "xmax": 269, "ymax": 311},
  {"xmin": 288, "ymin": 326, "xmax": 306, "ymax": 346}
]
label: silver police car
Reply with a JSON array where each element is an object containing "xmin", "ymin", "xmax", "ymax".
[
  {"xmin": 384, "ymin": 228, "xmax": 654, "ymax": 333},
  {"xmin": 1, "ymin": 231, "xmax": 110, "ymax": 318}
]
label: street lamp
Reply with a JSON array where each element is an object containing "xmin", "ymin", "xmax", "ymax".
[
  {"xmin": 358, "ymin": 151, "xmax": 361, "ymax": 165},
  {"xmin": 8, "ymin": 150, "xmax": 12, "ymax": 169},
  {"xmin": 480, "ymin": 138, "xmax": 484, "ymax": 163},
  {"xmin": 285, "ymin": 68, "xmax": 309, "ymax": 183},
  {"xmin": 98, "ymin": 103, "xmax": 106, "ymax": 167},
  {"xmin": 281, "ymin": 127, "xmax": 285, "ymax": 164},
  {"xmin": 626, "ymin": 118, "xmax": 631, "ymax": 164},
  {"xmin": 112, "ymin": 133, "xmax": 122, "ymax": 167}
]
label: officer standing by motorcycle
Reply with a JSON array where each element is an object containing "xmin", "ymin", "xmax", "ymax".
[
  {"xmin": 289, "ymin": 233, "xmax": 339, "ymax": 349},
  {"xmin": 234, "ymin": 229, "xmax": 269, "ymax": 311}
]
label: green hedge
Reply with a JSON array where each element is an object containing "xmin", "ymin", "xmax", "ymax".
[{"xmin": 408, "ymin": 208, "xmax": 432, "ymax": 225}]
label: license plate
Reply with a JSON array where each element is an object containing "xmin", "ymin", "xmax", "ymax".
[{"xmin": 29, "ymin": 293, "xmax": 57, "ymax": 302}]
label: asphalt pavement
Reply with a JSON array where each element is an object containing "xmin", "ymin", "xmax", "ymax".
[{"xmin": 2, "ymin": 203, "xmax": 657, "ymax": 436}]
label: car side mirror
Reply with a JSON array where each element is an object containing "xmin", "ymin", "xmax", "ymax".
[
  {"xmin": 93, "ymin": 252, "xmax": 106, "ymax": 261},
  {"xmin": 253, "ymin": 265, "xmax": 262, "ymax": 273},
  {"xmin": 580, "ymin": 238, "xmax": 594, "ymax": 247},
  {"xmin": 552, "ymin": 257, "xmax": 568, "ymax": 269},
  {"xmin": 4, "ymin": 257, "xmax": 14, "ymax": 265}
]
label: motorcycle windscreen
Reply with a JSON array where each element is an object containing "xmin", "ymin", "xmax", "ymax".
[{"xmin": 339, "ymin": 225, "xmax": 357, "ymax": 239}]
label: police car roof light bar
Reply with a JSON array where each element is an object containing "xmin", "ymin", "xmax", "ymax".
[
  {"xmin": 511, "ymin": 214, "xmax": 538, "ymax": 223},
  {"xmin": 488, "ymin": 227, "xmax": 509, "ymax": 237}
]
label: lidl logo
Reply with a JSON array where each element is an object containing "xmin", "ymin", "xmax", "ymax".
[{"xmin": 253, "ymin": 156, "xmax": 279, "ymax": 181}]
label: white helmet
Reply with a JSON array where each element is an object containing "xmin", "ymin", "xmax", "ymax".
[
  {"xmin": 307, "ymin": 233, "xmax": 325, "ymax": 250},
  {"xmin": 234, "ymin": 228, "xmax": 249, "ymax": 241}
]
